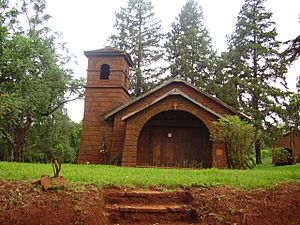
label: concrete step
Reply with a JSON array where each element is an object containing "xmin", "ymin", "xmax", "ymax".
[
  {"xmin": 106, "ymin": 204, "xmax": 189, "ymax": 213},
  {"xmin": 107, "ymin": 206, "xmax": 197, "ymax": 223},
  {"xmin": 106, "ymin": 190, "xmax": 193, "ymax": 204},
  {"xmin": 105, "ymin": 190, "xmax": 198, "ymax": 224}
]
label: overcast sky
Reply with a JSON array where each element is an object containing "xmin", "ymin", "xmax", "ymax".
[{"xmin": 46, "ymin": 0, "xmax": 300, "ymax": 122}]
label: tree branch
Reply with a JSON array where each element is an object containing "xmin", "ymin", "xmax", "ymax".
[{"xmin": 40, "ymin": 96, "xmax": 80, "ymax": 117}]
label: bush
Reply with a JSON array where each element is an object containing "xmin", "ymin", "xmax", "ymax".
[
  {"xmin": 260, "ymin": 149, "xmax": 272, "ymax": 165},
  {"xmin": 272, "ymin": 147, "xmax": 295, "ymax": 166},
  {"xmin": 261, "ymin": 149, "xmax": 272, "ymax": 159},
  {"xmin": 212, "ymin": 116, "xmax": 258, "ymax": 169}
]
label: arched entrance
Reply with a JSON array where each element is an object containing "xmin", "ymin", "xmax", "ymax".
[{"xmin": 137, "ymin": 110, "xmax": 212, "ymax": 168}]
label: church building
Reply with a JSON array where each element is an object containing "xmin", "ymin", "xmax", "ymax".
[{"xmin": 77, "ymin": 47, "xmax": 249, "ymax": 168}]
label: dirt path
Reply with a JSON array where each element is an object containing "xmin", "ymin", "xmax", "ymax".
[{"xmin": 0, "ymin": 181, "xmax": 300, "ymax": 225}]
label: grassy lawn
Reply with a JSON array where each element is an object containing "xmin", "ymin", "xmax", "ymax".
[{"xmin": 0, "ymin": 161, "xmax": 299, "ymax": 190}]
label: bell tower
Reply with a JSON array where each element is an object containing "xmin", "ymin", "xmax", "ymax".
[{"xmin": 78, "ymin": 47, "xmax": 133, "ymax": 164}]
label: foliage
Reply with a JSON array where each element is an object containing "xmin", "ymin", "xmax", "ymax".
[
  {"xmin": 108, "ymin": 0, "xmax": 164, "ymax": 97},
  {"xmin": 282, "ymin": 34, "xmax": 300, "ymax": 64},
  {"xmin": 110, "ymin": 151, "xmax": 122, "ymax": 166},
  {"xmin": 69, "ymin": 121, "xmax": 82, "ymax": 162},
  {"xmin": 212, "ymin": 116, "xmax": 258, "ymax": 169},
  {"xmin": 261, "ymin": 149, "xmax": 272, "ymax": 159},
  {"xmin": 282, "ymin": 94, "xmax": 300, "ymax": 130},
  {"xmin": 25, "ymin": 109, "xmax": 80, "ymax": 164},
  {"xmin": 272, "ymin": 147, "xmax": 295, "ymax": 166},
  {"xmin": 1, "ymin": 162, "xmax": 300, "ymax": 190},
  {"xmin": 165, "ymin": 0, "xmax": 216, "ymax": 93},
  {"xmin": 0, "ymin": 0, "xmax": 84, "ymax": 162},
  {"xmin": 210, "ymin": 51, "xmax": 241, "ymax": 109},
  {"xmin": 225, "ymin": 0, "xmax": 289, "ymax": 163},
  {"xmin": 281, "ymin": 15, "xmax": 300, "ymax": 132}
]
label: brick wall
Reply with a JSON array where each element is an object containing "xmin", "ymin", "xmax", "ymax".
[
  {"xmin": 274, "ymin": 131, "xmax": 300, "ymax": 163},
  {"xmin": 109, "ymin": 82, "xmax": 235, "ymax": 168},
  {"xmin": 78, "ymin": 50, "xmax": 131, "ymax": 164}
]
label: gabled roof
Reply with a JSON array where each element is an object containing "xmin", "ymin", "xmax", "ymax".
[
  {"xmin": 105, "ymin": 79, "xmax": 251, "ymax": 121},
  {"xmin": 121, "ymin": 88, "xmax": 224, "ymax": 121}
]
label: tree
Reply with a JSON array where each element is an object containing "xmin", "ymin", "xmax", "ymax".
[
  {"xmin": 0, "ymin": 0, "xmax": 84, "ymax": 162},
  {"xmin": 282, "ymin": 35, "xmax": 300, "ymax": 64},
  {"xmin": 226, "ymin": 0, "xmax": 288, "ymax": 164},
  {"xmin": 165, "ymin": 0, "xmax": 216, "ymax": 92},
  {"xmin": 108, "ymin": 0, "xmax": 164, "ymax": 97},
  {"xmin": 281, "ymin": 14, "xmax": 300, "ymax": 132},
  {"xmin": 282, "ymin": 13, "xmax": 300, "ymax": 64},
  {"xmin": 69, "ymin": 120, "xmax": 82, "ymax": 162},
  {"xmin": 25, "ymin": 108, "xmax": 78, "ymax": 163},
  {"xmin": 210, "ymin": 52, "xmax": 241, "ymax": 109},
  {"xmin": 212, "ymin": 116, "xmax": 257, "ymax": 169}
]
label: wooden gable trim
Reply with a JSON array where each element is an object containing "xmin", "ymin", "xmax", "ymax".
[
  {"xmin": 121, "ymin": 88, "xmax": 224, "ymax": 121},
  {"xmin": 104, "ymin": 79, "xmax": 177, "ymax": 120}
]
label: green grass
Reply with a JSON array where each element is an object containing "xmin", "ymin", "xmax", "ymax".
[{"xmin": 0, "ymin": 161, "xmax": 299, "ymax": 190}]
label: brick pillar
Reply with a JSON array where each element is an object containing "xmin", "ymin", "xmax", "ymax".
[
  {"xmin": 78, "ymin": 48, "xmax": 133, "ymax": 164},
  {"xmin": 212, "ymin": 140, "xmax": 228, "ymax": 168}
]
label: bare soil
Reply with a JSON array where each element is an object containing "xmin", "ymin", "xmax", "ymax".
[{"xmin": 0, "ymin": 180, "xmax": 300, "ymax": 225}]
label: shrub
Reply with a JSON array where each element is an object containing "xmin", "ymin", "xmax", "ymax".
[
  {"xmin": 261, "ymin": 149, "xmax": 272, "ymax": 159},
  {"xmin": 110, "ymin": 152, "xmax": 122, "ymax": 166},
  {"xmin": 211, "ymin": 116, "xmax": 258, "ymax": 169},
  {"xmin": 272, "ymin": 147, "xmax": 295, "ymax": 165}
]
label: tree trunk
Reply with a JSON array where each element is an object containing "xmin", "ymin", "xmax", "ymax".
[
  {"xmin": 8, "ymin": 134, "xmax": 27, "ymax": 162},
  {"xmin": 255, "ymin": 139, "xmax": 262, "ymax": 164},
  {"xmin": 9, "ymin": 145, "xmax": 14, "ymax": 162},
  {"xmin": 3, "ymin": 113, "xmax": 32, "ymax": 162},
  {"xmin": 252, "ymin": 23, "xmax": 262, "ymax": 165}
]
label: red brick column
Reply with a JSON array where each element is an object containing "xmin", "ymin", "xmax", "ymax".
[{"xmin": 211, "ymin": 141, "xmax": 228, "ymax": 168}]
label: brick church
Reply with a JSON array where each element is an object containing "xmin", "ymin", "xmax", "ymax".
[{"xmin": 77, "ymin": 47, "xmax": 249, "ymax": 168}]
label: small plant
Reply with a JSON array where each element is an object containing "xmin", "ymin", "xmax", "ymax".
[
  {"xmin": 50, "ymin": 143, "xmax": 65, "ymax": 177},
  {"xmin": 272, "ymin": 147, "xmax": 295, "ymax": 165},
  {"xmin": 72, "ymin": 194, "xmax": 81, "ymax": 201},
  {"xmin": 110, "ymin": 151, "xmax": 121, "ymax": 166},
  {"xmin": 215, "ymin": 194, "xmax": 225, "ymax": 201},
  {"xmin": 99, "ymin": 141, "xmax": 110, "ymax": 164},
  {"xmin": 52, "ymin": 159, "xmax": 62, "ymax": 177},
  {"xmin": 74, "ymin": 204, "xmax": 82, "ymax": 212},
  {"xmin": 210, "ymin": 213, "xmax": 224, "ymax": 223}
]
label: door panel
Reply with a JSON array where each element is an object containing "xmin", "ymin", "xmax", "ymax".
[
  {"xmin": 147, "ymin": 126, "xmax": 209, "ymax": 167},
  {"xmin": 150, "ymin": 127, "xmax": 162, "ymax": 165},
  {"xmin": 164, "ymin": 127, "xmax": 176, "ymax": 166}
]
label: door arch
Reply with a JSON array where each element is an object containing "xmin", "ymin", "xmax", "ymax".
[{"xmin": 137, "ymin": 110, "xmax": 212, "ymax": 168}]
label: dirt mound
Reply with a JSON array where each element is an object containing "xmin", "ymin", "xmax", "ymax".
[
  {"xmin": 192, "ymin": 183, "xmax": 300, "ymax": 225},
  {"xmin": 0, "ymin": 181, "xmax": 299, "ymax": 225}
]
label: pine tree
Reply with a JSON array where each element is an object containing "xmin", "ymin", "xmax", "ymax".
[
  {"xmin": 211, "ymin": 52, "xmax": 240, "ymax": 109},
  {"xmin": 165, "ymin": 0, "xmax": 216, "ymax": 92},
  {"xmin": 227, "ymin": 0, "xmax": 288, "ymax": 163},
  {"xmin": 282, "ymin": 13, "xmax": 300, "ymax": 64},
  {"xmin": 108, "ymin": 0, "xmax": 164, "ymax": 97},
  {"xmin": 281, "ymin": 14, "xmax": 300, "ymax": 136}
]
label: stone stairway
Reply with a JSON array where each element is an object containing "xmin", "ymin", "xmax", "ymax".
[{"xmin": 104, "ymin": 189, "xmax": 198, "ymax": 225}]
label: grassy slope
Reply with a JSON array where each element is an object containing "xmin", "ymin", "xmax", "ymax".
[{"xmin": 0, "ymin": 162, "xmax": 299, "ymax": 190}]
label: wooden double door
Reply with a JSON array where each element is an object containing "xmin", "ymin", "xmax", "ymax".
[{"xmin": 137, "ymin": 125, "xmax": 211, "ymax": 167}]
